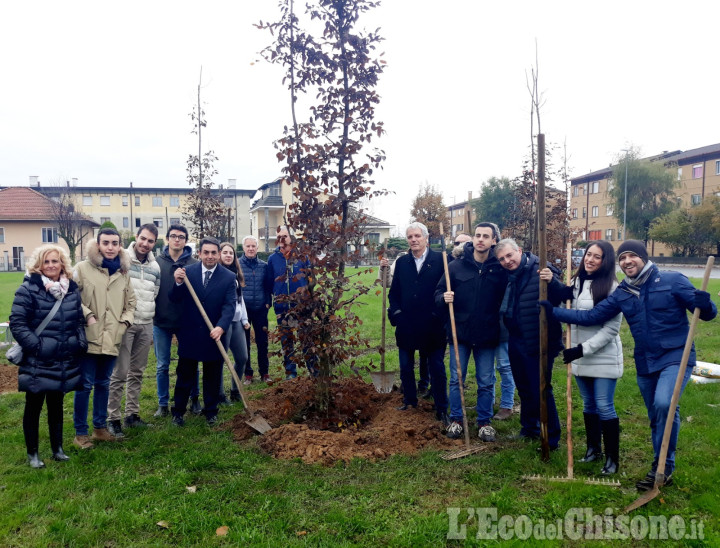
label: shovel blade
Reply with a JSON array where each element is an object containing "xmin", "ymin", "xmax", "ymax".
[
  {"xmin": 624, "ymin": 486, "xmax": 660, "ymax": 513},
  {"xmin": 246, "ymin": 414, "xmax": 272, "ymax": 434},
  {"xmin": 370, "ymin": 371, "xmax": 395, "ymax": 393}
]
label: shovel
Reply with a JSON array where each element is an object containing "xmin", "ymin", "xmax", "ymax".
[
  {"xmin": 370, "ymin": 264, "xmax": 395, "ymax": 393},
  {"xmin": 183, "ymin": 276, "xmax": 272, "ymax": 434},
  {"xmin": 625, "ymin": 255, "xmax": 714, "ymax": 512}
]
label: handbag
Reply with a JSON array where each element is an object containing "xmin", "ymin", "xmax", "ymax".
[{"xmin": 7, "ymin": 296, "xmax": 64, "ymax": 365}]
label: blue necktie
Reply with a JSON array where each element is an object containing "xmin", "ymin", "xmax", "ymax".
[{"xmin": 203, "ymin": 270, "xmax": 211, "ymax": 288}]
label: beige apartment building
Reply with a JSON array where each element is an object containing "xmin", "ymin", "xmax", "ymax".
[{"xmin": 569, "ymin": 143, "xmax": 720, "ymax": 256}]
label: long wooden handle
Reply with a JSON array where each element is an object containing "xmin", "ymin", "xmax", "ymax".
[
  {"xmin": 654, "ymin": 256, "xmax": 715, "ymax": 485},
  {"xmin": 183, "ymin": 277, "xmax": 252, "ymax": 413},
  {"xmin": 381, "ymin": 265, "xmax": 387, "ymax": 373},
  {"xmin": 440, "ymin": 223, "xmax": 471, "ymax": 448},
  {"xmin": 565, "ymin": 243, "xmax": 574, "ymax": 479}
]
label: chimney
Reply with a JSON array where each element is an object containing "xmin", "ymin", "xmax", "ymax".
[
  {"xmin": 228, "ymin": 178, "xmax": 237, "ymax": 189},
  {"xmin": 29, "ymin": 175, "xmax": 39, "ymax": 187}
]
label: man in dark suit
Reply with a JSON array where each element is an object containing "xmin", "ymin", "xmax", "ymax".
[
  {"xmin": 169, "ymin": 237, "xmax": 236, "ymax": 426},
  {"xmin": 388, "ymin": 222, "xmax": 448, "ymax": 424}
]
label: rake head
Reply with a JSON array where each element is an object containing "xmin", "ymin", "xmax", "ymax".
[
  {"xmin": 441, "ymin": 445, "xmax": 485, "ymax": 460},
  {"xmin": 523, "ymin": 474, "xmax": 620, "ymax": 487}
]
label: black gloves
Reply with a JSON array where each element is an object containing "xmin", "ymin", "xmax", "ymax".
[
  {"xmin": 557, "ymin": 285, "xmax": 575, "ymax": 303},
  {"xmin": 563, "ymin": 345, "xmax": 583, "ymax": 364},
  {"xmin": 694, "ymin": 290, "xmax": 712, "ymax": 311},
  {"xmin": 538, "ymin": 300, "xmax": 554, "ymax": 318}
]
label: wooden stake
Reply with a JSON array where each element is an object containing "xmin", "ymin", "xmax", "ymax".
[{"xmin": 537, "ymin": 133, "xmax": 549, "ymax": 461}]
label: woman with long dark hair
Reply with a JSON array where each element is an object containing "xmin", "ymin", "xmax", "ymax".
[
  {"xmin": 219, "ymin": 242, "xmax": 250, "ymax": 402},
  {"xmin": 10, "ymin": 244, "xmax": 87, "ymax": 467},
  {"xmin": 541, "ymin": 240, "xmax": 623, "ymax": 475}
]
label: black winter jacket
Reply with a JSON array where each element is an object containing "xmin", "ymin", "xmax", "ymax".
[
  {"xmin": 239, "ymin": 255, "xmax": 272, "ymax": 311},
  {"xmin": 500, "ymin": 252, "xmax": 563, "ymax": 358},
  {"xmin": 10, "ymin": 274, "xmax": 87, "ymax": 393},
  {"xmin": 434, "ymin": 243, "xmax": 508, "ymax": 347},
  {"xmin": 154, "ymin": 246, "xmax": 198, "ymax": 330}
]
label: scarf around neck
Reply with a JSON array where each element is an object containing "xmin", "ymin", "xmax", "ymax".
[
  {"xmin": 623, "ymin": 260, "xmax": 654, "ymax": 297},
  {"xmin": 102, "ymin": 255, "xmax": 121, "ymax": 275},
  {"xmin": 41, "ymin": 274, "xmax": 69, "ymax": 300},
  {"xmin": 499, "ymin": 253, "xmax": 529, "ymax": 319}
]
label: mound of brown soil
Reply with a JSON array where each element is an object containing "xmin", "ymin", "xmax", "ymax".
[
  {"xmin": 0, "ymin": 364, "xmax": 18, "ymax": 394},
  {"xmin": 225, "ymin": 377, "xmax": 477, "ymax": 465}
]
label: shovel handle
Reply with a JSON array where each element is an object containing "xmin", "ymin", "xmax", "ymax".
[
  {"xmin": 381, "ymin": 265, "xmax": 387, "ymax": 373},
  {"xmin": 182, "ymin": 277, "xmax": 253, "ymax": 414}
]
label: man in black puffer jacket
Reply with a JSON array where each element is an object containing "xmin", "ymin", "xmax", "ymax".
[{"xmin": 496, "ymin": 238, "xmax": 563, "ymax": 449}]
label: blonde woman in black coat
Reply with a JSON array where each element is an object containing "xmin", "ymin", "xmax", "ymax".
[{"xmin": 10, "ymin": 245, "xmax": 87, "ymax": 468}]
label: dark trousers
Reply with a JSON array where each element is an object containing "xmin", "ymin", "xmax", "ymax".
[
  {"xmin": 399, "ymin": 346, "xmax": 447, "ymax": 412},
  {"xmin": 245, "ymin": 307, "xmax": 269, "ymax": 377},
  {"xmin": 24, "ymin": 391, "xmax": 64, "ymax": 453},
  {"xmin": 508, "ymin": 342, "xmax": 561, "ymax": 447},
  {"xmin": 417, "ymin": 350, "xmax": 430, "ymax": 391},
  {"xmin": 173, "ymin": 357, "xmax": 222, "ymax": 419}
]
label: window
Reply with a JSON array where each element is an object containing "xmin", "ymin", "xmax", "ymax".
[
  {"xmin": 122, "ymin": 196, "xmax": 128, "ymax": 206},
  {"xmin": 572, "ymin": 186, "xmax": 579, "ymax": 197},
  {"xmin": 122, "ymin": 217, "xmax": 129, "ymax": 228},
  {"xmin": 152, "ymin": 197, "xmax": 163, "ymax": 207},
  {"xmin": 268, "ymin": 185, "xmax": 281, "ymax": 197},
  {"xmin": 170, "ymin": 217, "xmax": 180, "ymax": 226},
  {"xmin": 0, "ymin": 227, "xmax": 4, "ymax": 243},
  {"xmin": 153, "ymin": 218, "xmax": 163, "ymax": 228},
  {"xmin": 170, "ymin": 197, "xmax": 180, "ymax": 207},
  {"xmin": 224, "ymin": 198, "xmax": 234, "ymax": 207},
  {"xmin": 100, "ymin": 217, "xmax": 110, "ymax": 224},
  {"xmin": 588, "ymin": 230, "xmax": 602, "ymax": 240},
  {"xmin": 677, "ymin": 167, "xmax": 682, "ymax": 181},
  {"xmin": 582, "ymin": 207, "xmax": 587, "ymax": 219},
  {"xmin": 691, "ymin": 194, "xmax": 702, "ymax": 206},
  {"xmin": 716, "ymin": 161, "xmax": 720, "ymax": 175},
  {"xmin": 571, "ymin": 208, "xmax": 578, "ymax": 219},
  {"xmin": 693, "ymin": 164, "xmax": 703, "ymax": 179},
  {"xmin": 135, "ymin": 196, "xmax": 140, "ymax": 206},
  {"xmin": 83, "ymin": 196, "xmax": 93, "ymax": 206},
  {"xmin": 135, "ymin": 218, "xmax": 141, "ymax": 228},
  {"xmin": 606, "ymin": 180, "xmax": 614, "ymax": 192},
  {"xmin": 100, "ymin": 196, "xmax": 110, "ymax": 206},
  {"xmin": 606, "ymin": 229, "xmax": 614, "ymax": 241},
  {"xmin": 41, "ymin": 227, "xmax": 58, "ymax": 243},
  {"xmin": 366, "ymin": 232, "xmax": 380, "ymax": 245},
  {"xmin": 606, "ymin": 205, "xmax": 614, "ymax": 216},
  {"xmin": 590, "ymin": 182, "xmax": 599, "ymax": 194},
  {"xmin": 591, "ymin": 206, "xmax": 599, "ymax": 217}
]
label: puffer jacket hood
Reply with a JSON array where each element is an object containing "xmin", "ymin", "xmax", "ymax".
[{"xmin": 86, "ymin": 239, "xmax": 132, "ymax": 274}]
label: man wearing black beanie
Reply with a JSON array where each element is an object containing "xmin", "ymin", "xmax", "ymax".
[{"xmin": 541, "ymin": 240, "xmax": 716, "ymax": 491}]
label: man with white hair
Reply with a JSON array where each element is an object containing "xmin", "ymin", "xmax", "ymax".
[
  {"xmin": 388, "ymin": 222, "xmax": 448, "ymax": 425},
  {"xmin": 239, "ymin": 235, "xmax": 273, "ymax": 385}
]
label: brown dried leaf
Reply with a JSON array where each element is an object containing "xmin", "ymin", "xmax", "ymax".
[
  {"xmin": 216, "ymin": 526, "xmax": 229, "ymax": 536},
  {"xmin": 186, "ymin": 485, "xmax": 197, "ymax": 493},
  {"xmin": 296, "ymin": 531, "xmax": 307, "ymax": 536},
  {"xmin": 156, "ymin": 521, "xmax": 170, "ymax": 529}
]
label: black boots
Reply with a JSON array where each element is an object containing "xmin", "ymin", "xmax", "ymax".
[
  {"xmin": 580, "ymin": 413, "xmax": 603, "ymax": 463},
  {"xmin": 600, "ymin": 418, "xmax": 620, "ymax": 475},
  {"xmin": 49, "ymin": 416, "xmax": 70, "ymax": 462},
  {"xmin": 27, "ymin": 452, "xmax": 46, "ymax": 469}
]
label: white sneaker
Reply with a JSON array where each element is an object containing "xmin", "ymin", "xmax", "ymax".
[
  {"xmin": 446, "ymin": 421, "xmax": 463, "ymax": 439},
  {"xmin": 478, "ymin": 424, "xmax": 496, "ymax": 442}
]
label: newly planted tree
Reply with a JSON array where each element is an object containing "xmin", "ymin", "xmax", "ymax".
[{"xmin": 259, "ymin": 0, "xmax": 386, "ymax": 410}]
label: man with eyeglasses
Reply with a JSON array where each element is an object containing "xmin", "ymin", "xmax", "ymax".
[{"xmin": 152, "ymin": 224, "xmax": 200, "ymax": 418}]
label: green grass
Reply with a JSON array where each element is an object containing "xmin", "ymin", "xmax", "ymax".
[{"xmin": 1, "ymin": 269, "xmax": 719, "ymax": 546}]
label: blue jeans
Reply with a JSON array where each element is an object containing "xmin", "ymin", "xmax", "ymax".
[
  {"xmin": 636, "ymin": 364, "xmax": 692, "ymax": 476},
  {"xmin": 154, "ymin": 325, "xmax": 198, "ymax": 407},
  {"xmin": 493, "ymin": 341, "xmax": 515, "ymax": 410},
  {"xmin": 73, "ymin": 354, "xmax": 117, "ymax": 436},
  {"xmin": 574, "ymin": 376, "xmax": 618, "ymax": 420},
  {"xmin": 399, "ymin": 346, "xmax": 447, "ymax": 411},
  {"xmin": 448, "ymin": 344, "xmax": 495, "ymax": 425},
  {"xmin": 224, "ymin": 320, "xmax": 249, "ymax": 396}
]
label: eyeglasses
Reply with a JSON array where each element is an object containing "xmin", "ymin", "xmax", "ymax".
[
  {"xmin": 453, "ymin": 241, "xmax": 462, "ymax": 246},
  {"xmin": 168, "ymin": 234, "xmax": 187, "ymax": 241}
]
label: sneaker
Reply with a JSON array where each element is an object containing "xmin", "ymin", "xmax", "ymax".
[
  {"xmin": 190, "ymin": 397, "xmax": 203, "ymax": 415},
  {"xmin": 243, "ymin": 375, "xmax": 253, "ymax": 386},
  {"xmin": 107, "ymin": 420, "xmax": 125, "ymax": 439},
  {"xmin": 206, "ymin": 415, "xmax": 218, "ymax": 426},
  {"xmin": 285, "ymin": 373, "xmax": 297, "ymax": 380},
  {"xmin": 493, "ymin": 408, "xmax": 513, "ymax": 421},
  {"xmin": 446, "ymin": 421, "xmax": 463, "ymax": 439},
  {"xmin": 73, "ymin": 435, "xmax": 94, "ymax": 450},
  {"xmin": 478, "ymin": 424, "xmax": 496, "ymax": 442},
  {"xmin": 262, "ymin": 374, "xmax": 273, "ymax": 384},
  {"xmin": 124, "ymin": 413, "xmax": 151, "ymax": 428},
  {"xmin": 153, "ymin": 406, "xmax": 170, "ymax": 418},
  {"xmin": 91, "ymin": 428, "xmax": 119, "ymax": 442},
  {"xmin": 636, "ymin": 471, "xmax": 673, "ymax": 491},
  {"xmin": 171, "ymin": 415, "xmax": 185, "ymax": 427}
]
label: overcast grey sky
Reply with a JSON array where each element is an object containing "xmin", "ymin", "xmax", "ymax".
[{"xmin": 2, "ymin": 0, "xmax": 719, "ymax": 233}]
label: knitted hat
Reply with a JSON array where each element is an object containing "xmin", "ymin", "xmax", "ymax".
[{"xmin": 616, "ymin": 240, "xmax": 649, "ymax": 263}]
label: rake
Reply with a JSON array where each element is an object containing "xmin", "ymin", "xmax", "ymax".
[{"xmin": 524, "ymin": 243, "xmax": 619, "ymax": 487}]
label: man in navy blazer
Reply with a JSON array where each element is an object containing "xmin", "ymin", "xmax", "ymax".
[
  {"xmin": 388, "ymin": 222, "xmax": 448, "ymax": 425},
  {"xmin": 169, "ymin": 237, "xmax": 236, "ymax": 426}
]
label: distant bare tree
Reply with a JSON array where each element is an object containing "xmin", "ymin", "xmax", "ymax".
[{"xmin": 47, "ymin": 183, "xmax": 93, "ymax": 263}]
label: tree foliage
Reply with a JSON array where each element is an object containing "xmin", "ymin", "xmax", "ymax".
[
  {"xmin": 181, "ymin": 71, "xmax": 227, "ymax": 241},
  {"xmin": 410, "ymin": 183, "xmax": 446, "ymax": 243},
  {"xmin": 609, "ymin": 150, "xmax": 678, "ymax": 244},
  {"xmin": 472, "ymin": 177, "xmax": 514, "ymax": 230},
  {"xmin": 649, "ymin": 196, "xmax": 720, "ymax": 256},
  {"xmin": 258, "ymin": 0, "xmax": 386, "ymax": 409},
  {"xmin": 47, "ymin": 184, "xmax": 93, "ymax": 264}
]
